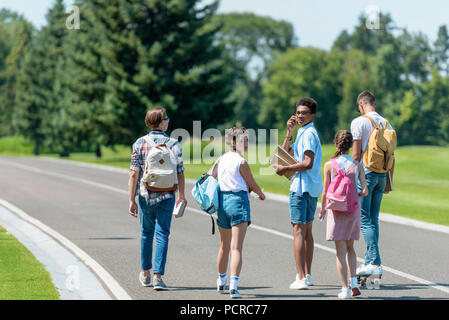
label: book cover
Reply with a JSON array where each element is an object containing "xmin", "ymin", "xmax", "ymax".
[{"xmin": 269, "ymin": 145, "xmax": 298, "ymax": 180}]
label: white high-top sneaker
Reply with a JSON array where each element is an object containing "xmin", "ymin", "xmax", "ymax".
[{"xmin": 338, "ymin": 287, "xmax": 351, "ymax": 299}]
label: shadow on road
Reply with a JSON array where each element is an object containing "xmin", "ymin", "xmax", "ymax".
[
  {"xmin": 168, "ymin": 286, "xmax": 272, "ymax": 292},
  {"xmin": 88, "ymin": 237, "xmax": 136, "ymax": 240}
]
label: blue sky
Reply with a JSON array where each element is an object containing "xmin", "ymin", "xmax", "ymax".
[{"xmin": 1, "ymin": 0, "xmax": 448, "ymax": 50}]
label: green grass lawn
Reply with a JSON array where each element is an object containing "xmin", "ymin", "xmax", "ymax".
[
  {"xmin": 0, "ymin": 226, "xmax": 60, "ymax": 300},
  {"xmin": 1, "ymin": 136, "xmax": 448, "ymax": 226}
]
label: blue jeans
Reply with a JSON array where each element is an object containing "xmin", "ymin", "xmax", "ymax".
[
  {"xmin": 358, "ymin": 172, "xmax": 386, "ymax": 265},
  {"xmin": 138, "ymin": 196, "xmax": 175, "ymax": 275},
  {"xmin": 289, "ymin": 192, "xmax": 317, "ymax": 224}
]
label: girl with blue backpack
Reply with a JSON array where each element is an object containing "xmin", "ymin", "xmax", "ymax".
[
  {"xmin": 209, "ymin": 127, "xmax": 265, "ymax": 298},
  {"xmin": 319, "ymin": 130, "xmax": 368, "ymax": 299}
]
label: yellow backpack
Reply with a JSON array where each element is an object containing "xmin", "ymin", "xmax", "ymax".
[{"xmin": 362, "ymin": 115, "xmax": 397, "ymax": 173}]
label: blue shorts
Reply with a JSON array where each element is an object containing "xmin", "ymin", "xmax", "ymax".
[
  {"xmin": 217, "ymin": 191, "xmax": 251, "ymax": 229},
  {"xmin": 289, "ymin": 192, "xmax": 317, "ymax": 225}
]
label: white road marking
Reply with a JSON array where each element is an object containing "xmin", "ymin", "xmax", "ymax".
[
  {"xmin": 1, "ymin": 158, "xmax": 448, "ymax": 297},
  {"xmin": 38, "ymin": 157, "xmax": 449, "ymax": 235}
]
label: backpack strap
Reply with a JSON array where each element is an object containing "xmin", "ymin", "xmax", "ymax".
[
  {"xmin": 166, "ymin": 138, "xmax": 178, "ymax": 148},
  {"xmin": 363, "ymin": 115, "xmax": 389, "ymax": 130},
  {"xmin": 362, "ymin": 115, "xmax": 378, "ymax": 129},
  {"xmin": 331, "ymin": 158, "xmax": 358, "ymax": 174},
  {"xmin": 142, "ymin": 136, "xmax": 156, "ymax": 148},
  {"xmin": 330, "ymin": 158, "xmax": 342, "ymax": 174},
  {"xmin": 347, "ymin": 159, "xmax": 359, "ymax": 173}
]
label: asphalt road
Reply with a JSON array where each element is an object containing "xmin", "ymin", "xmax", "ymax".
[{"xmin": 0, "ymin": 156, "xmax": 448, "ymax": 300}]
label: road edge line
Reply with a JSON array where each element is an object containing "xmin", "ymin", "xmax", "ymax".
[
  {"xmin": 0, "ymin": 199, "xmax": 132, "ymax": 300},
  {"xmin": 37, "ymin": 156, "xmax": 449, "ymax": 235}
]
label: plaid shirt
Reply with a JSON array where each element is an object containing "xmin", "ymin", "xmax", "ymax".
[{"xmin": 130, "ymin": 130, "xmax": 184, "ymax": 205}]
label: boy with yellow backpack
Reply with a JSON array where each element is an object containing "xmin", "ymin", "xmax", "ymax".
[{"xmin": 350, "ymin": 91, "xmax": 397, "ymax": 279}]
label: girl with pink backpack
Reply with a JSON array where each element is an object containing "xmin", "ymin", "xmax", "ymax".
[{"xmin": 319, "ymin": 130, "xmax": 368, "ymax": 299}]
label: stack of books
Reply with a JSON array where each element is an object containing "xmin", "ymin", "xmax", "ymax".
[{"xmin": 269, "ymin": 146, "xmax": 298, "ymax": 180}]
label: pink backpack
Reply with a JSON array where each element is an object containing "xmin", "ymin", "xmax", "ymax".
[{"xmin": 325, "ymin": 158, "xmax": 359, "ymax": 215}]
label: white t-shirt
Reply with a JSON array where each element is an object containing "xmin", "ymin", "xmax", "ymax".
[
  {"xmin": 350, "ymin": 111, "xmax": 394, "ymax": 174},
  {"xmin": 217, "ymin": 151, "xmax": 248, "ymax": 192}
]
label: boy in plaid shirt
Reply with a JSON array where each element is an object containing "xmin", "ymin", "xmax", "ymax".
[{"xmin": 128, "ymin": 107, "xmax": 186, "ymax": 290}]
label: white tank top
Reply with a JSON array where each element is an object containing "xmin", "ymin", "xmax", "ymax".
[{"xmin": 217, "ymin": 152, "xmax": 248, "ymax": 192}]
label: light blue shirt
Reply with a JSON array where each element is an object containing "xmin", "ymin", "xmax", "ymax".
[{"xmin": 289, "ymin": 122, "xmax": 323, "ymax": 198}]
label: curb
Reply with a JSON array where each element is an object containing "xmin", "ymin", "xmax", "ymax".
[{"xmin": 0, "ymin": 199, "xmax": 132, "ymax": 300}]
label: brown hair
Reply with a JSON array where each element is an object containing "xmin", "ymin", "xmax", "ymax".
[
  {"xmin": 332, "ymin": 130, "xmax": 353, "ymax": 158},
  {"xmin": 225, "ymin": 127, "xmax": 248, "ymax": 151},
  {"xmin": 145, "ymin": 107, "xmax": 166, "ymax": 130},
  {"xmin": 357, "ymin": 90, "xmax": 376, "ymax": 106}
]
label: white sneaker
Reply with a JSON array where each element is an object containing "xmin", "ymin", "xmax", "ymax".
[
  {"xmin": 338, "ymin": 287, "xmax": 351, "ymax": 299},
  {"xmin": 289, "ymin": 275, "xmax": 309, "ymax": 290},
  {"xmin": 357, "ymin": 264, "xmax": 382, "ymax": 276},
  {"xmin": 305, "ymin": 274, "xmax": 313, "ymax": 286},
  {"xmin": 356, "ymin": 264, "xmax": 366, "ymax": 275}
]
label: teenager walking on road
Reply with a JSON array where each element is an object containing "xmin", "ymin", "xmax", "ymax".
[
  {"xmin": 351, "ymin": 91, "xmax": 396, "ymax": 278},
  {"xmin": 128, "ymin": 107, "xmax": 186, "ymax": 291},
  {"xmin": 319, "ymin": 130, "xmax": 368, "ymax": 299},
  {"xmin": 210, "ymin": 127, "xmax": 265, "ymax": 299},
  {"xmin": 276, "ymin": 97, "xmax": 323, "ymax": 290}
]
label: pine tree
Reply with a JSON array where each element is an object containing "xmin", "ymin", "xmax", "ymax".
[
  {"xmin": 14, "ymin": 0, "xmax": 69, "ymax": 155},
  {"xmin": 0, "ymin": 17, "xmax": 33, "ymax": 136},
  {"xmin": 65, "ymin": 0, "xmax": 236, "ymax": 157},
  {"xmin": 132, "ymin": 0, "xmax": 235, "ymax": 133}
]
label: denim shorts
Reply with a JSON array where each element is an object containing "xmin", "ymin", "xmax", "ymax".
[
  {"xmin": 217, "ymin": 191, "xmax": 251, "ymax": 229},
  {"xmin": 289, "ymin": 192, "xmax": 317, "ymax": 224}
]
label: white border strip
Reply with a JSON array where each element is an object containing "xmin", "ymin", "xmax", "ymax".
[
  {"xmin": 0, "ymin": 199, "xmax": 131, "ymax": 300},
  {"xmin": 35, "ymin": 157, "xmax": 449, "ymax": 235},
  {"xmin": 0, "ymin": 204, "xmax": 110, "ymax": 300}
]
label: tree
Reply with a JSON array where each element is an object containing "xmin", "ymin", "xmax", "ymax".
[
  {"xmin": 336, "ymin": 49, "xmax": 374, "ymax": 130},
  {"xmin": 396, "ymin": 30, "xmax": 432, "ymax": 85},
  {"xmin": 434, "ymin": 25, "xmax": 449, "ymax": 76},
  {"xmin": 259, "ymin": 47, "xmax": 340, "ymax": 142},
  {"xmin": 0, "ymin": 17, "xmax": 33, "ymax": 136},
  {"xmin": 14, "ymin": 0, "xmax": 70, "ymax": 156},
  {"xmin": 419, "ymin": 67, "xmax": 449, "ymax": 145},
  {"xmin": 371, "ymin": 43, "xmax": 403, "ymax": 110},
  {"xmin": 332, "ymin": 12, "xmax": 396, "ymax": 56},
  {"xmin": 63, "ymin": 0, "xmax": 236, "ymax": 158},
  {"xmin": 132, "ymin": 0, "xmax": 236, "ymax": 133},
  {"xmin": 211, "ymin": 13, "xmax": 297, "ymax": 129}
]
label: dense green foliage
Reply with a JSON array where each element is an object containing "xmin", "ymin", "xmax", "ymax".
[{"xmin": 0, "ymin": 4, "xmax": 448, "ymax": 157}]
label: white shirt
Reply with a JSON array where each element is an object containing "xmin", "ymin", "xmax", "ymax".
[
  {"xmin": 350, "ymin": 111, "xmax": 394, "ymax": 174},
  {"xmin": 217, "ymin": 151, "xmax": 248, "ymax": 192}
]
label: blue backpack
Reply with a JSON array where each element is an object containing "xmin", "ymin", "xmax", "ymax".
[
  {"xmin": 192, "ymin": 173, "xmax": 220, "ymax": 214},
  {"xmin": 191, "ymin": 159, "xmax": 221, "ymax": 234}
]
